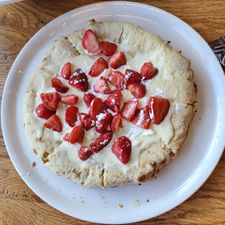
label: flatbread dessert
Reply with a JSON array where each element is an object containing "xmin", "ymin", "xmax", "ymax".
[{"xmin": 24, "ymin": 20, "xmax": 197, "ymax": 187}]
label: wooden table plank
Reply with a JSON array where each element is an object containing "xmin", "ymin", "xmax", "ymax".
[{"xmin": 0, "ymin": 0, "xmax": 225, "ymax": 224}]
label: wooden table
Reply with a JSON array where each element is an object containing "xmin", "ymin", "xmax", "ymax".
[{"xmin": 0, "ymin": 0, "xmax": 225, "ymax": 224}]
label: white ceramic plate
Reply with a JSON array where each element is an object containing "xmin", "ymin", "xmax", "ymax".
[{"xmin": 2, "ymin": 2, "xmax": 225, "ymax": 224}]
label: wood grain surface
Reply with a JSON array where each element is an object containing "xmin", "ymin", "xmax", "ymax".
[{"xmin": 0, "ymin": 0, "xmax": 225, "ymax": 224}]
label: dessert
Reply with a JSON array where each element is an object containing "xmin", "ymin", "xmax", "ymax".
[{"xmin": 24, "ymin": 20, "xmax": 197, "ymax": 187}]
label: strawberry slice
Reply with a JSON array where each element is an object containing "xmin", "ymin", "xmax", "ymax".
[
  {"xmin": 140, "ymin": 62, "xmax": 158, "ymax": 80},
  {"xmin": 121, "ymin": 99, "xmax": 138, "ymax": 121},
  {"xmin": 63, "ymin": 125, "xmax": 84, "ymax": 144},
  {"xmin": 82, "ymin": 29, "xmax": 100, "ymax": 55},
  {"xmin": 148, "ymin": 96, "xmax": 170, "ymax": 125},
  {"xmin": 104, "ymin": 90, "xmax": 122, "ymax": 112},
  {"xmin": 35, "ymin": 103, "xmax": 55, "ymax": 119},
  {"xmin": 78, "ymin": 146, "xmax": 93, "ymax": 161},
  {"xmin": 124, "ymin": 69, "xmax": 142, "ymax": 87},
  {"xmin": 89, "ymin": 57, "xmax": 109, "ymax": 77},
  {"xmin": 89, "ymin": 97, "xmax": 106, "ymax": 120},
  {"xmin": 90, "ymin": 132, "xmax": 113, "ymax": 153},
  {"xmin": 40, "ymin": 92, "xmax": 60, "ymax": 111},
  {"xmin": 127, "ymin": 83, "xmax": 146, "ymax": 99},
  {"xmin": 96, "ymin": 112, "xmax": 113, "ymax": 134},
  {"xmin": 61, "ymin": 95, "xmax": 78, "ymax": 105},
  {"xmin": 99, "ymin": 41, "xmax": 117, "ymax": 57},
  {"xmin": 106, "ymin": 71, "xmax": 125, "ymax": 90},
  {"xmin": 109, "ymin": 51, "xmax": 126, "ymax": 69},
  {"xmin": 68, "ymin": 69, "xmax": 89, "ymax": 92},
  {"xmin": 111, "ymin": 113, "xmax": 122, "ymax": 132},
  {"xmin": 65, "ymin": 105, "xmax": 78, "ymax": 127},
  {"xmin": 112, "ymin": 136, "xmax": 131, "ymax": 164},
  {"xmin": 51, "ymin": 77, "xmax": 69, "ymax": 93},
  {"xmin": 83, "ymin": 93, "xmax": 95, "ymax": 107},
  {"xmin": 44, "ymin": 114, "xmax": 62, "ymax": 132},
  {"xmin": 61, "ymin": 62, "xmax": 71, "ymax": 80},
  {"xmin": 79, "ymin": 113, "xmax": 95, "ymax": 130},
  {"xmin": 131, "ymin": 106, "xmax": 151, "ymax": 129},
  {"xmin": 93, "ymin": 77, "xmax": 111, "ymax": 94}
]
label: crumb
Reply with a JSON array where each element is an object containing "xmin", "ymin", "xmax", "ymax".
[
  {"xmin": 138, "ymin": 183, "xmax": 142, "ymax": 186},
  {"xmin": 167, "ymin": 41, "xmax": 171, "ymax": 44},
  {"xmin": 179, "ymin": 50, "xmax": 182, "ymax": 53},
  {"xmin": 25, "ymin": 172, "xmax": 30, "ymax": 177},
  {"xmin": 146, "ymin": 199, "xmax": 150, "ymax": 203},
  {"xmin": 81, "ymin": 200, "xmax": 85, "ymax": 203},
  {"xmin": 198, "ymin": 117, "xmax": 202, "ymax": 120},
  {"xmin": 118, "ymin": 204, "xmax": 124, "ymax": 208},
  {"xmin": 32, "ymin": 162, "xmax": 36, "ymax": 168}
]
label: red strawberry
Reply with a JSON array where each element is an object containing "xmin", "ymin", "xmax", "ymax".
[
  {"xmin": 104, "ymin": 90, "xmax": 122, "ymax": 112},
  {"xmin": 68, "ymin": 69, "xmax": 89, "ymax": 92},
  {"xmin": 61, "ymin": 62, "xmax": 71, "ymax": 80},
  {"xmin": 99, "ymin": 41, "xmax": 117, "ymax": 57},
  {"xmin": 65, "ymin": 105, "xmax": 78, "ymax": 127},
  {"xmin": 78, "ymin": 146, "xmax": 93, "ymax": 161},
  {"xmin": 93, "ymin": 77, "xmax": 111, "ymax": 94},
  {"xmin": 89, "ymin": 98, "xmax": 106, "ymax": 120},
  {"xmin": 106, "ymin": 71, "xmax": 125, "ymax": 90},
  {"xmin": 131, "ymin": 106, "xmax": 151, "ymax": 129},
  {"xmin": 121, "ymin": 99, "xmax": 138, "ymax": 121},
  {"xmin": 112, "ymin": 136, "xmax": 131, "ymax": 164},
  {"xmin": 89, "ymin": 57, "xmax": 108, "ymax": 77},
  {"xmin": 127, "ymin": 83, "xmax": 146, "ymax": 99},
  {"xmin": 40, "ymin": 92, "xmax": 60, "ymax": 111},
  {"xmin": 44, "ymin": 114, "xmax": 62, "ymax": 132},
  {"xmin": 124, "ymin": 69, "xmax": 142, "ymax": 87},
  {"xmin": 109, "ymin": 52, "xmax": 126, "ymax": 69},
  {"xmin": 140, "ymin": 62, "xmax": 158, "ymax": 80},
  {"xmin": 111, "ymin": 113, "xmax": 122, "ymax": 132},
  {"xmin": 148, "ymin": 96, "xmax": 170, "ymax": 125},
  {"xmin": 90, "ymin": 132, "xmax": 113, "ymax": 153},
  {"xmin": 61, "ymin": 95, "xmax": 78, "ymax": 105},
  {"xmin": 96, "ymin": 112, "xmax": 113, "ymax": 134},
  {"xmin": 63, "ymin": 125, "xmax": 84, "ymax": 144},
  {"xmin": 82, "ymin": 29, "xmax": 100, "ymax": 55},
  {"xmin": 83, "ymin": 93, "xmax": 95, "ymax": 107},
  {"xmin": 79, "ymin": 113, "xmax": 95, "ymax": 130},
  {"xmin": 35, "ymin": 103, "xmax": 55, "ymax": 119},
  {"xmin": 51, "ymin": 77, "xmax": 69, "ymax": 93}
]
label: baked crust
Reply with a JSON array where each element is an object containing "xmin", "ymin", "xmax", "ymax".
[{"xmin": 24, "ymin": 20, "xmax": 197, "ymax": 187}]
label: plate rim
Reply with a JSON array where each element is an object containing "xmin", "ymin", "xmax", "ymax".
[{"xmin": 2, "ymin": 1, "xmax": 225, "ymax": 224}]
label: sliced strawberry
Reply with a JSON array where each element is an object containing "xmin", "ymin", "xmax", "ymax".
[
  {"xmin": 79, "ymin": 113, "xmax": 95, "ymax": 130},
  {"xmin": 124, "ymin": 69, "xmax": 142, "ymax": 87},
  {"xmin": 89, "ymin": 57, "xmax": 108, "ymax": 77},
  {"xmin": 61, "ymin": 62, "xmax": 71, "ymax": 80},
  {"xmin": 96, "ymin": 112, "xmax": 113, "ymax": 134},
  {"xmin": 148, "ymin": 96, "xmax": 170, "ymax": 125},
  {"xmin": 83, "ymin": 93, "xmax": 95, "ymax": 107},
  {"xmin": 40, "ymin": 92, "xmax": 60, "ymax": 111},
  {"xmin": 111, "ymin": 113, "xmax": 122, "ymax": 132},
  {"xmin": 78, "ymin": 146, "xmax": 93, "ymax": 161},
  {"xmin": 109, "ymin": 51, "xmax": 126, "ymax": 69},
  {"xmin": 131, "ymin": 106, "xmax": 151, "ymax": 129},
  {"xmin": 112, "ymin": 136, "xmax": 131, "ymax": 164},
  {"xmin": 104, "ymin": 90, "xmax": 122, "ymax": 112},
  {"xmin": 82, "ymin": 29, "xmax": 100, "ymax": 55},
  {"xmin": 99, "ymin": 41, "xmax": 117, "ymax": 57},
  {"xmin": 140, "ymin": 62, "xmax": 158, "ymax": 80},
  {"xmin": 127, "ymin": 83, "xmax": 146, "ymax": 99},
  {"xmin": 121, "ymin": 99, "xmax": 138, "ymax": 121},
  {"xmin": 44, "ymin": 114, "xmax": 62, "ymax": 132},
  {"xmin": 35, "ymin": 103, "xmax": 55, "ymax": 119},
  {"xmin": 106, "ymin": 71, "xmax": 125, "ymax": 90},
  {"xmin": 90, "ymin": 132, "xmax": 113, "ymax": 153},
  {"xmin": 68, "ymin": 69, "xmax": 89, "ymax": 92},
  {"xmin": 89, "ymin": 97, "xmax": 106, "ymax": 120},
  {"xmin": 51, "ymin": 77, "xmax": 69, "ymax": 93},
  {"xmin": 63, "ymin": 125, "xmax": 84, "ymax": 144},
  {"xmin": 61, "ymin": 95, "xmax": 78, "ymax": 105},
  {"xmin": 93, "ymin": 77, "xmax": 111, "ymax": 94},
  {"xmin": 65, "ymin": 105, "xmax": 78, "ymax": 127}
]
